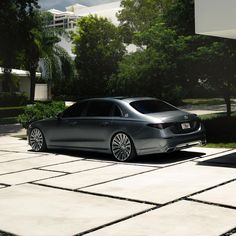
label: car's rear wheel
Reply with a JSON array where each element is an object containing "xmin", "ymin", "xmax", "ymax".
[
  {"xmin": 29, "ymin": 128, "xmax": 46, "ymax": 152},
  {"xmin": 111, "ymin": 132, "xmax": 136, "ymax": 162}
]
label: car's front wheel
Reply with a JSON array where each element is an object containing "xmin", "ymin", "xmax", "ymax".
[
  {"xmin": 111, "ymin": 132, "xmax": 136, "ymax": 162},
  {"xmin": 29, "ymin": 128, "xmax": 46, "ymax": 152}
]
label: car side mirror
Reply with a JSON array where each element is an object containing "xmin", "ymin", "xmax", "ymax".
[{"xmin": 57, "ymin": 112, "xmax": 63, "ymax": 120}]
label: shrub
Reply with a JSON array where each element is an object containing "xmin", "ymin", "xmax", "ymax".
[
  {"xmin": 0, "ymin": 92, "xmax": 28, "ymax": 106},
  {"xmin": 17, "ymin": 101, "xmax": 65, "ymax": 128},
  {"xmin": 202, "ymin": 115, "xmax": 236, "ymax": 143},
  {"xmin": 0, "ymin": 106, "xmax": 25, "ymax": 118}
]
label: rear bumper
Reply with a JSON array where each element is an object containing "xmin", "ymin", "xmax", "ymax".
[{"xmin": 136, "ymin": 132, "xmax": 206, "ymax": 155}]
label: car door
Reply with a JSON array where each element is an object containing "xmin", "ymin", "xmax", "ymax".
[
  {"xmin": 47, "ymin": 101, "xmax": 89, "ymax": 148},
  {"xmin": 78, "ymin": 100, "xmax": 115, "ymax": 150}
]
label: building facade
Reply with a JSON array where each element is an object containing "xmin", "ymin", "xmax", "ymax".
[
  {"xmin": 48, "ymin": 1, "xmax": 121, "ymax": 29},
  {"xmin": 48, "ymin": 1, "xmax": 122, "ymax": 57},
  {"xmin": 48, "ymin": 9, "xmax": 78, "ymax": 29},
  {"xmin": 195, "ymin": 0, "xmax": 236, "ymax": 39}
]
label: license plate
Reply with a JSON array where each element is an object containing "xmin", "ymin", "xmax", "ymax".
[{"xmin": 181, "ymin": 122, "xmax": 191, "ymax": 129}]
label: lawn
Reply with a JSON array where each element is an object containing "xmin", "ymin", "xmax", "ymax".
[{"xmin": 183, "ymin": 98, "xmax": 236, "ymax": 106}]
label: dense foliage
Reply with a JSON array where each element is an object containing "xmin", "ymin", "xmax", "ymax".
[
  {"xmin": 72, "ymin": 15, "xmax": 125, "ymax": 97},
  {"xmin": 17, "ymin": 102, "xmax": 65, "ymax": 128},
  {"xmin": 0, "ymin": 0, "xmax": 39, "ymax": 93},
  {"xmin": 115, "ymin": 0, "xmax": 236, "ymax": 115},
  {"xmin": 0, "ymin": 2, "xmax": 76, "ymax": 102},
  {"xmin": 1, "ymin": 0, "xmax": 236, "ymax": 116}
]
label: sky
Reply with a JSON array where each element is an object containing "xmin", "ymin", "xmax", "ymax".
[{"xmin": 38, "ymin": 0, "xmax": 118, "ymax": 10}]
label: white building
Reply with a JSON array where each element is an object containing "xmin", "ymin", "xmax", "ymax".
[
  {"xmin": 68, "ymin": 1, "xmax": 121, "ymax": 26},
  {"xmin": 0, "ymin": 68, "xmax": 50, "ymax": 101},
  {"xmin": 195, "ymin": 0, "xmax": 236, "ymax": 39},
  {"xmin": 49, "ymin": 1, "xmax": 121, "ymax": 29},
  {"xmin": 48, "ymin": 1, "xmax": 122, "ymax": 57},
  {"xmin": 48, "ymin": 9, "xmax": 78, "ymax": 29}
]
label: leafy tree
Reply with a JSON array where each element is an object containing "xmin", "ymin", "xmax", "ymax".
[
  {"xmin": 20, "ymin": 11, "xmax": 75, "ymax": 101},
  {"xmin": 72, "ymin": 15, "xmax": 125, "ymax": 97},
  {"xmin": 0, "ymin": 0, "xmax": 39, "ymax": 92},
  {"xmin": 192, "ymin": 39, "xmax": 236, "ymax": 117},
  {"xmin": 110, "ymin": 23, "xmax": 187, "ymax": 103},
  {"xmin": 163, "ymin": 0, "xmax": 195, "ymax": 36},
  {"xmin": 49, "ymin": 45, "xmax": 77, "ymax": 100},
  {"xmin": 118, "ymin": 0, "xmax": 172, "ymax": 44},
  {"xmin": 162, "ymin": 0, "xmax": 236, "ymax": 116},
  {"xmin": 118, "ymin": 0, "xmax": 236, "ymax": 116},
  {"xmin": 0, "ymin": 3, "xmax": 74, "ymax": 102},
  {"xmin": 20, "ymin": 11, "xmax": 62, "ymax": 101}
]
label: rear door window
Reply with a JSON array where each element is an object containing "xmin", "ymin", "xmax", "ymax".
[
  {"xmin": 86, "ymin": 101, "xmax": 114, "ymax": 117},
  {"xmin": 111, "ymin": 105, "xmax": 123, "ymax": 117}
]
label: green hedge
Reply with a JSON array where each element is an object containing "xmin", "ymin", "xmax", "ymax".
[
  {"xmin": 202, "ymin": 115, "xmax": 236, "ymax": 143},
  {"xmin": 0, "ymin": 92, "xmax": 28, "ymax": 107},
  {"xmin": 17, "ymin": 102, "xmax": 65, "ymax": 128},
  {"xmin": 0, "ymin": 106, "xmax": 25, "ymax": 118}
]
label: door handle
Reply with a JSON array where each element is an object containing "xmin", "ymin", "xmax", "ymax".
[
  {"xmin": 69, "ymin": 121, "xmax": 79, "ymax": 126},
  {"xmin": 101, "ymin": 121, "xmax": 110, "ymax": 127}
]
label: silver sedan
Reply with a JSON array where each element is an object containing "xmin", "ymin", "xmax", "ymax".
[{"xmin": 28, "ymin": 97, "xmax": 206, "ymax": 162}]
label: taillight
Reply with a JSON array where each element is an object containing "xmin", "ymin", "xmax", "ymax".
[{"xmin": 147, "ymin": 123, "xmax": 173, "ymax": 129}]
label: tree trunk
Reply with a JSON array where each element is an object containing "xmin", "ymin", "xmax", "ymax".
[
  {"xmin": 223, "ymin": 79, "xmax": 232, "ymax": 117},
  {"xmin": 2, "ymin": 69, "xmax": 12, "ymax": 93},
  {"xmin": 224, "ymin": 95, "xmax": 231, "ymax": 117},
  {"xmin": 29, "ymin": 68, "xmax": 36, "ymax": 102}
]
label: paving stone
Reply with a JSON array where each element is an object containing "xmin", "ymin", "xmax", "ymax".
[
  {"xmin": 0, "ymin": 136, "xmax": 26, "ymax": 144},
  {"xmin": 191, "ymin": 181, "xmax": 236, "ymax": 208},
  {"xmin": 0, "ymin": 151, "xmax": 11, "ymax": 156},
  {"xmin": 36, "ymin": 164, "xmax": 155, "ymax": 189},
  {"xmin": 0, "ymin": 142, "xmax": 27, "ymax": 148},
  {"xmin": 0, "ymin": 184, "xmax": 152, "ymax": 236},
  {"xmin": 0, "ymin": 170, "xmax": 64, "ymax": 185},
  {"xmin": 87, "ymin": 200, "xmax": 236, "ymax": 236},
  {"xmin": 83, "ymin": 162, "xmax": 236, "ymax": 204},
  {"xmin": 0, "ymin": 147, "xmax": 30, "ymax": 153},
  {"xmin": 0, "ymin": 155, "xmax": 80, "ymax": 175},
  {"xmin": 0, "ymin": 153, "xmax": 46, "ymax": 163},
  {"xmin": 41, "ymin": 160, "xmax": 114, "ymax": 173}
]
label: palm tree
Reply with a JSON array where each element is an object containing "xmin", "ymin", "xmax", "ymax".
[{"xmin": 22, "ymin": 11, "xmax": 75, "ymax": 102}]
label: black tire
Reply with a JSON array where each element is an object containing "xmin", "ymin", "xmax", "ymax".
[
  {"xmin": 29, "ymin": 128, "xmax": 47, "ymax": 152},
  {"xmin": 111, "ymin": 132, "xmax": 136, "ymax": 162}
]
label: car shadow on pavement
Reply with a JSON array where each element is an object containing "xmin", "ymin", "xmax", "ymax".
[
  {"xmin": 133, "ymin": 151, "xmax": 205, "ymax": 165},
  {"xmin": 46, "ymin": 149, "xmax": 206, "ymax": 165},
  {"xmin": 197, "ymin": 152, "xmax": 236, "ymax": 168}
]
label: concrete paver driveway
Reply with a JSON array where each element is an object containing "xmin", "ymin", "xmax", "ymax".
[{"xmin": 0, "ymin": 135, "xmax": 235, "ymax": 236}]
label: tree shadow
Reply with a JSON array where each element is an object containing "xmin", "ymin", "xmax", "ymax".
[
  {"xmin": 197, "ymin": 152, "xmax": 236, "ymax": 168},
  {"xmin": 0, "ymin": 124, "xmax": 23, "ymax": 136}
]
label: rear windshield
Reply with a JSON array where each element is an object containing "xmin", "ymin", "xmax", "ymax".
[{"xmin": 130, "ymin": 99, "xmax": 177, "ymax": 114}]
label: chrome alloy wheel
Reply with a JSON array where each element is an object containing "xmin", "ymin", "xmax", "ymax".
[
  {"xmin": 111, "ymin": 133, "xmax": 134, "ymax": 161},
  {"xmin": 29, "ymin": 128, "xmax": 45, "ymax": 152}
]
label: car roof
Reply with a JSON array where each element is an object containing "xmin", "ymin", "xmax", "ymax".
[{"xmin": 77, "ymin": 97, "xmax": 157, "ymax": 103}]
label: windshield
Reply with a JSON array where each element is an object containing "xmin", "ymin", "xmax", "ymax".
[{"xmin": 130, "ymin": 99, "xmax": 177, "ymax": 114}]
